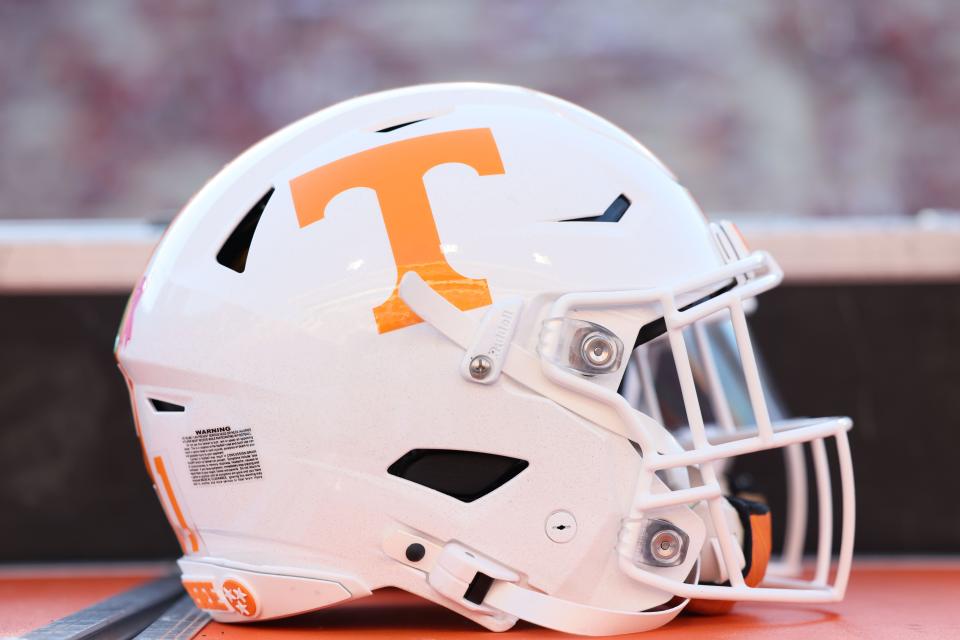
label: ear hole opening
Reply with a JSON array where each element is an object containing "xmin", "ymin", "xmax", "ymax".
[{"xmin": 387, "ymin": 449, "xmax": 528, "ymax": 503}]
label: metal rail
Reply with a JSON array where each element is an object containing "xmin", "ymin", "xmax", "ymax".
[
  {"xmin": 0, "ymin": 212, "xmax": 959, "ymax": 292},
  {"xmin": 14, "ymin": 576, "xmax": 201, "ymax": 640}
]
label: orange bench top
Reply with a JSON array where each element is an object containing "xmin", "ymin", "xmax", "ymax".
[{"xmin": 1, "ymin": 560, "xmax": 957, "ymax": 639}]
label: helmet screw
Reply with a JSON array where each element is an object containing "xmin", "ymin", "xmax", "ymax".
[
  {"xmin": 581, "ymin": 332, "xmax": 616, "ymax": 369},
  {"xmin": 545, "ymin": 510, "xmax": 577, "ymax": 543},
  {"xmin": 649, "ymin": 529, "xmax": 683, "ymax": 564},
  {"xmin": 468, "ymin": 355, "xmax": 493, "ymax": 380}
]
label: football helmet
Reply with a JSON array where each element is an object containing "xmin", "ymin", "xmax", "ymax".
[{"xmin": 116, "ymin": 83, "xmax": 854, "ymax": 635}]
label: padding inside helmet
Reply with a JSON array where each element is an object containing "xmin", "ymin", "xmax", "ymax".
[
  {"xmin": 387, "ymin": 449, "xmax": 528, "ymax": 503},
  {"xmin": 216, "ymin": 187, "xmax": 275, "ymax": 273}
]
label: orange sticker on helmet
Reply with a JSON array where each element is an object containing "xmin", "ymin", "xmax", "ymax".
[
  {"xmin": 183, "ymin": 580, "xmax": 229, "ymax": 611},
  {"xmin": 290, "ymin": 128, "xmax": 504, "ymax": 333},
  {"xmin": 153, "ymin": 455, "xmax": 199, "ymax": 553},
  {"xmin": 221, "ymin": 578, "xmax": 258, "ymax": 617}
]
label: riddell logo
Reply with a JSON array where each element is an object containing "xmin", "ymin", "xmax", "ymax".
[{"xmin": 290, "ymin": 128, "xmax": 504, "ymax": 333}]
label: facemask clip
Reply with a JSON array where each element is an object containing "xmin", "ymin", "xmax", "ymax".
[
  {"xmin": 539, "ymin": 318, "xmax": 623, "ymax": 377},
  {"xmin": 635, "ymin": 518, "xmax": 689, "ymax": 568},
  {"xmin": 460, "ymin": 297, "xmax": 524, "ymax": 385}
]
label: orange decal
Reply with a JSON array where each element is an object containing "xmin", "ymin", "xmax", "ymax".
[
  {"xmin": 687, "ymin": 506, "xmax": 772, "ymax": 615},
  {"xmin": 154, "ymin": 456, "xmax": 199, "ymax": 553},
  {"xmin": 744, "ymin": 510, "xmax": 772, "ymax": 588},
  {"xmin": 290, "ymin": 128, "xmax": 503, "ymax": 333},
  {"xmin": 221, "ymin": 579, "xmax": 258, "ymax": 617},
  {"xmin": 183, "ymin": 580, "xmax": 229, "ymax": 611}
]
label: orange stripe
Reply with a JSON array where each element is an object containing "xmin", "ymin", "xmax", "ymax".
[
  {"xmin": 120, "ymin": 375, "xmax": 188, "ymax": 553},
  {"xmin": 153, "ymin": 456, "xmax": 199, "ymax": 553},
  {"xmin": 118, "ymin": 371, "xmax": 152, "ymax": 478},
  {"xmin": 744, "ymin": 511, "xmax": 772, "ymax": 587}
]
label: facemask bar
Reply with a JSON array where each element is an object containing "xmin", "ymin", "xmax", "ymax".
[
  {"xmin": 540, "ymin": 251, "xmax": 855, "ymax": 603},
  {"xmin": 699, "ymin": 322, "xmax": 810, "ymax": 579},
  {"xmin": 776, "ymin": 443, "xmax": 809, "ymax": 578},
  {"xmin": 626, "ymin": 309, "xmax": 811, "ymax": 579}
]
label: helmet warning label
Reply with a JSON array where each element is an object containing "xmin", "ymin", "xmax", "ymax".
[{"xmin": 181, "ymin": 426, "xmax": 263, "ymax": 486}]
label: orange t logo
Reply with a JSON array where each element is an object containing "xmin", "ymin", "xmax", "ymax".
[{"xmin": 290, "ymin": 128, "xmax": 504, "ymax": 333}]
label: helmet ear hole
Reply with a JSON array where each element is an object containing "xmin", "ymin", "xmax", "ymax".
[{"xmin": 387, "ymin": 449, "xmax": 528, "ymax": 503}]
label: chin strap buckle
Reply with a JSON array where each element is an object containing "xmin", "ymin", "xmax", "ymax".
[
  {"xmin": 383, "ymin": 528, "xmax": 688, "ymax": 635},
  {"xmin": 381, "ymin": 529, "xmax": 518, "ymax": 614},
  {"xmin": 428, "ymin": 542, "xmax": 521, "ymax": 612}
]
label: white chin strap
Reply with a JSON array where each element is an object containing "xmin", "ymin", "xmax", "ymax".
[
  {"xmin": 383, "ymin": 529, "xmax": 688, "ymax": 636},
  {"xmin": 485, "ymin": 583, "xmax": 683, "ymax": 636}
]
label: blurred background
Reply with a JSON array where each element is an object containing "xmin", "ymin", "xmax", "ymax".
[
  {"xmin": 0, "ymin": 0, "xmax": 958, "ymax": 563},
  {"xmin": 4, "ymin": 0, "xmax": 960, "ymax": 221}
]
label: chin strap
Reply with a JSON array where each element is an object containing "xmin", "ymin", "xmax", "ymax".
[
  {"xmin": 485, "ymin": 581, "xmax": 685, "ymax": 636},
  {"xmin": 686, "ymin": 496, "xmax": 772, "ymax": 615},
  {"xmin": 383, "ymin": 529, "xmax": 688, "ymax": 636}
]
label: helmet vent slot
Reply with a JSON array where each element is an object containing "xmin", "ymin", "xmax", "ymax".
[
  {"xmin": 148, "ymin": 398, "xmax": 185, "ymax": 413},
  {"xmin": 387, "ymin": 449, "xmax": 528, "ymax": 503},
  {"xmin": 216, "ymin": 187, "xmax": 275, "ymax": 273},
  {"xmin": 376, "ymin": 118, "xmax": 428, "ymax": 133},
  {"xmin": 565, "ymin": 193, "xmax": 631, "ymax": 223}
]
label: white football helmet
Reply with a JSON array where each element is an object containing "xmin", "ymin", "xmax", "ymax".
[{"xmin": 116, "ymin": 83, "xmax": 854, "ymax": 635}]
